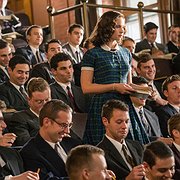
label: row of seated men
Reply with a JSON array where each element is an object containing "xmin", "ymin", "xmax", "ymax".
[{"xmin": 0, "ymin": 98, "xmax": 179, "ymax": 180}]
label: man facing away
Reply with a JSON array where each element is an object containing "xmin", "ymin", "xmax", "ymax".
[
  {"xmin": 97, "ymin": 99, "xmax": 145, "ymax": 180},
  {"xmin": 66, "ymin": 144, "xmax": 114, "ymax": 180}
]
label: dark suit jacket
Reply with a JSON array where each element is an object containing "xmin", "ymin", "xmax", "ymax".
[
  {"xmin": 155, "ymin": 104, "xmax": 178, "ymax": 137},
  {"xmin": 135, "ymin": 38, "xmax": 168, "ymax": 54},
  {"xmin": 0, "ymin": 68, "xmax": 9, "ymax": 84},
  {"xmin": 144, "ymin": 108, "xmax": 162, "ymax": 140},
  {"xmin": 62, "ymin": 43, "xmax": 84, "ymax": 64},
  {"xmin": 166, "ymin": 41, "xmax": 179, "ymax": 54},
  {"xmin": 62, "ymin": 43, "xmax": 84, "ymax": 86},
  {"xmin": 8, "ymin": 109, "xmax": 39, "ymax": 146},
  {"xmin": 15, "ymin": 45, "xmax": 46, "ymax": 66},
  {"xmin": 172, "ymin": 53, "xmax": 180, "ymax": 74},
  {"xmin": 20, "ymin": 133, "xmax": 80, "ymax": 180},
  {"xmin": 30, "ymin": 62, "xmax": 55, "ymax": 84},
  {"xmin": 50, "ymin": 82, "xmax": 87, "ymax": 113},
  {"xmin": 171, "ymin": 143, "xmax": 180, "ymax": 180},
  {"xmin": 97, "ymin": 136, "xmax": 144, "ymax": 180},
  {"xmin": 0, "ymin": 81, "xmax": 29, "ymax": 111},
  {"xmin": 0, "ymin": 146, "xmax": 24, "ymax": 179}
]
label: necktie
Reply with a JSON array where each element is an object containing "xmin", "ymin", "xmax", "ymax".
[
  {"xmin": 36, "ymin": 50, "xmax": 43, "ymax": 63},
  {"xmin": 66, "ymin": 86, "xmax": 78, "ymax": 112},
  {"xmin": 75, "ymin": 51, "xmax": 81, "ymax": 63},
  {"xmin": 54, "ymin": 143, "xmax": 67, "ymax": 162},
  {"xmin": 19, "ymin": 86, "xmax": 28, "ymax": 100},
  {"xmin": 139, "ymin": 109, "xmax": 151, "ymax": 135},
  {"xmin": 122, "ymin": 144, "xmax": 135, "ymax": 168}
]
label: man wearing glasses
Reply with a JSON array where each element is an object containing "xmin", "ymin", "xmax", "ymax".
[{"xmin": 20, "ymin": 99, "xmax": 80, "ymax": 180}]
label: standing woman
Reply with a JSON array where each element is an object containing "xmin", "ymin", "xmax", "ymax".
[{"xmin": 81, "ymin": 11, "xmax": 135, "ymax": 145}]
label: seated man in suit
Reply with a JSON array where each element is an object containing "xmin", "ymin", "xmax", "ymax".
[
  {"xmin": 166, "ymin": 24, "xmax": 180, "ymax": 54},
  {"xmin": 0, "ymin": 109, "xmax": 39, "ymax": 180},
  {"xmin": 129, "ymin": 76, "xmax": 172, "ymax": 144},
  {"xmin": 0, "ymin": 39, "xmax": 12, "ymax": 84},
  {"xmin": 20, "ymin": 99, "xmax": 80, "ymax": 180},
  {"xmin": 66, "ymin": 144, "xmax": 115, "ymax": 180},
  {"xmin": 135, "ymin": 22, "xmax": 168, "ymax": 55},
  {"xmin": 30, "ymin": 39, "xmax": 62, "ymax": 84},
  {"xmin": 15, "ymin": 25, "xmax": 46, "ymax": 67},
  {"xmin": 168, "ymin": 114, "xmax": 180, "ymax": 179},
  {"xmin": 63, "ymin": 23, "xmax": 84, "ymax": 86},
  {"xmin": 50, "ymin": 52, "xmax": 87, "ymax": 113},
  {"xmin": 155, "ymin": 74, "xmax": 180, "ymax": 137},
  {"xmin": 143, "ymin": 141, "xmax": 175, "ymax": 180},
  {"xmin": 136, "ymin": 53, "xmax": 167, "ymax": 110},
  {"xmin": 97, "ymin": 99, "xmax": 145, "ymax": 180},
  {"xmin": 0, "ymin": 55, "xmax": 30, "ymax": 110},
  {"xmin": 8, "ymin": 77, "xmax": 51, "ymax": 146}
]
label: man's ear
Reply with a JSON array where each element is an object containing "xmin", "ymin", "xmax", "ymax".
[
  {"xmin": 51, "ymin": 68, "xmax": 56, "ymax": 76},
  {"xmin": 163, "ymin": 90, "xmax": 168, "ymax": 98},
  {"xmin": 172, "ymin": 129, "xmax": 180, "ymax": 138},
  {"xmin": 82, "ymin": 168, "xmax": 90, "ymax": 180},
  {"xmin": 136, "ymin": 67, "xmax": 141, "ymax": 75},
  {"xmin": 143, "ymin": 161, "xmax": 150, "ymax": 172},
  {"xmin": 102, "ymin": 117, "xmax": 109, "ymax": 127}
]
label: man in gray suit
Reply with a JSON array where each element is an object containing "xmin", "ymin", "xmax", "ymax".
[
  {"xmin": 130, "ymin": 76, "xmax": 172, "ymax": 144},
  {"xmin": 97, "ymin": 99, "xmax": 145, "ymax": 180},
  {"xmin": 62, "ymin": 23, "xmax": 84, "ymax": 86}
]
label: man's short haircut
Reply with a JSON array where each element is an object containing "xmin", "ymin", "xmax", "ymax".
[
  {"xmin": 0, "ymin": 39, "xmax": 9, "ymax": 49},
  {"xmin": 143, "ymin": 141, "xmax": 174, "ymax": 168},
  {"xmin": 132, "ymin": 76, "xmax": 149, "ymax": 85},
  {"xmin": 144, "ymin": 22, "xmax": 158, "ymax": 34},
  {"xmin": 39, "ymin": 99, "xmax": 72, "ymax": 126},
  {"xmin": 9, "ymin": 55, "xmax": 30, "ymax": 71},
  {"xmin": 68, "ymin": 23, "xmax": 84, "ymax": 34},
  {"xmin": 50, "ymin": 52, "xmax": 72, "ymax": 70},
  {"xmin": 168, "ymin": 114, "xmax": 180, "ymax": 139},
  {"xmin": 162, "ymin": 74, "xmax": 180, "ymax": 92},
  {"xmin": 66, "ymin": 145, "xmax": 104, "ymax": 180},
  {"xmin": 101, "ymin": 99, "xmax": 129, "ymax": 120},
  {"xmin": 25, "ymin": 25, "xmax": 42, "ymax": 37},
  {"xmin": 168, "ymin": 24, "xmax": 180, "ymax": 34},
  {"xmin": 44, "ymin": 39, "xmax": 61, "ymax": 53},
  {"xmin": 122, "ymin": 37, "xmax": 135, "ymax": 45},
  {"xmin": 137, "ymin": 53, "xmax": 153, "ymax": 68},
  {"xmin": 26, "ymin": 77, "xmax": 50, "ymax": 98}
]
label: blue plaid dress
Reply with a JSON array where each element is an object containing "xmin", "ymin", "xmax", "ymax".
[{"xmin": 82, "ymin": 46, "xmax": 131, "ymax": 145}]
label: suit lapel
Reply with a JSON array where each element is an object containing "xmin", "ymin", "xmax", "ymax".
[{"xmin": 102, "ymin": 137, "xmax": 130, "ymax": 170}]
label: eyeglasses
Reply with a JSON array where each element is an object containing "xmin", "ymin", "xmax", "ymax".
[{"xmin": 50, "ymin": 118, "xmax": 73, "ymax": 129}]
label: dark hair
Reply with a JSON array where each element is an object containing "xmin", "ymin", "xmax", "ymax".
[
  {"xmin": 144, "ymin": 22, "xmax": 158, "ymax": 34},
  {"xmin": 26, "ymin": 25, "xmax": 42, "ymax": 37},
  {"xmin": 168, "ymin": 114, "xmax": 180, "ymax": 139},
  {"xmin": 132, "ymin": 76, "xmax": 149, "ymax": 85},
  {"xmin": 44, "ymin": 39, "xmax": 61, "ymax": 53},
  {"xmin": 39, "ymin": 99, "xmax": 72, "ymax": 126},
  {"xmin": 101, "ymin": 99, "xmax": 129, "ymax": 121},
  {"xmin": 122, "ymin": 37, "xmax": 135, "ymax": 45},
  {"xmin": 143, "ymin": 141, "xmax": 174, "ymax": 168},
  {"xmin": 66, "ymin": 145, "xmax": 104, "ymax": 180},
  {"xmin": 0, "ymin": 39, "xmax": 9, "ymax": 49},
  {"xmin": 90, "ymin": 11, "xmax": 125, "ymax": 46},
  {"xmin": 50, "ymin": 52, "xmax": 72, "ymax": 70},
  {"xmin": 137, "ymin": 53, "xmax": 153, "ymax": 68},
  {"xmin": 162, "ymin": 74, "xmax": 180, "ymax": 92},
  {"xmin": 68, "ymin": 23, "xmax": 84, "ymax": 34},
  {"xmin": 9, "ymin": 55, "xmax": 30, "ymax": 71},
  {"xmin": 27, "ymin": 77, "xmax": 50, "ymax": 98}
]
